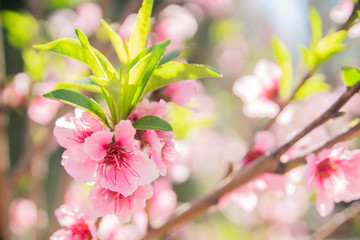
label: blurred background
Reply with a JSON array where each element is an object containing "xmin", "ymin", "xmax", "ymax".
[{"xmin": 2, "ymin": 0, "xmax": 360, "ymax": 239}]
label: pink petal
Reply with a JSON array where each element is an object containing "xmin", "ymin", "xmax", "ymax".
[{"xmin": 84, "ymin": 131, "xmax": 113, "ymax": 161}]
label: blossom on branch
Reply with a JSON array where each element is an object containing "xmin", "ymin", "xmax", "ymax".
[{"xmin": 306, "ymin": 143, "xmax": 360, "ymax": 216}]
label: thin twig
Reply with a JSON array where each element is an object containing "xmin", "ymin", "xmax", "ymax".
[
  {"xmin": 338, "ymin": 0, "xmax": 360, "ymax": 31},
  {"xmin": 275, "ymin": 122, "xmax": 360, "ymax": 174},
  {"xmin": 142, "ymin": 81, "xmax": 360, "ymax": 240},
  {"xmin": 312, "ymin": 201, "xmax": 360, "ymax": 240}
]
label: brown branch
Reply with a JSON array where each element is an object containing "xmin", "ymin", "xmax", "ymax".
[
  {"xmin": 275, "ymin": 121, "xmax": 360, "ymax": 174},
  {"xmin": 142, "ymin": 81, "xmax": 360, "ymax": 240},
  {"xmin": 312, "ymin": 201, "xmax": 360, "ymax": 240}
]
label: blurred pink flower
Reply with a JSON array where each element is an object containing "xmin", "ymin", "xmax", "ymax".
[
  {"xmin": 51, "ymin": 205, "xmax": 97, "ymax": 240},
  {"xmin": 2, "ymin": 73, "xmax": 31, "ymax": 107},
  {"xmin": 186, "ymin": 0, "xmax": 235, "ymax": 19},
  {"xmin": 89, "ymin": 183, "xmax": 153, "ymax": 223},
  {"xmin": 149, "ymin": 179, "xmax": 177, "ymax": 227},
  {"xmin": 76, "ymin": 3, "xmax": 102, "ymax": 36},
  {"xmin": 118, "ymin": 14, "xmax": 137, "ymax": 41},
  {"xmin": 164, "ymin": 80, "xmax": 197, "ymax": 106},
  {"xmin": 218, "ymin": 131, "xmax": 286, "ymax": 212},
  {"xmin": 129, "ymin": 100, "xmax": 177, "ymax": 176},
  {"xmin": 84, "ymin": 120, "xmax": 159, "ymax": 196},
  {"xmin": 330, "ymin": 0, "xmax": 353, "ymax": 24},
  {"xmin": 28, "ymin": 97, "xmax": 61, "ymax": 125},
  {"xmin": 233, "ymin": 59, "xmax": 282, "ymax": 118},
  {"xmin": 9, "ymin": 198, "xmax": 38, "ymax": 234},
  {"xmin": 153, "ymin": 5, "xmax": 198, "ymax": 52},
  {"xmin": 306, "ymin": 143, "xmax": 360, "ymax": 216},
  {"xmin": 97, "ymin": 214, "xmax": 143, "ymax": 240}
]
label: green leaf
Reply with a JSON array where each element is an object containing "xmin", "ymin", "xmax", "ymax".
[
  {"xmin": 159, "ymin": 50, "xmax": 180, "ymax": 66},
  {"xmin": 101, "ymin": 87, "xmax": 118, "ymax": 125},
  {"xmin": 128, "ymin": 0, "xmax": 153, "ymax": 60},
  {"xmin": 271, "ymin": 37, "xmax": 292, "ymax": 100},
  {"xmin": 294, "ymin": 74, "xmax": 331, "ymax": 99},
  {"xmin": 315, "ymin": 30, "xmax": 347, "ymax": 66},
  {"xmin": 75, "ymin": 28, "xmax": 113, "ymax": 79},
  {"xmin": 144, "ymin": 62, "xmax": 222, "ymax": 95},
  {"xmin": 33, "ymin": 38, "xmax": 117, "ymax": 78},
  {"xmin": 342, "ymin": 66, "xmax": 360, "ymax": 87},
  {"xmin": 132, "ymin": 115, "xmax": 173, "ymax": 131},
  {"xmin": 300, "ymin": 46, "xmax": 316, "ymax": 70},
  {"xmin": 43, "ymin": 89, "xmax": 109, "ymax": 127},
  {"xmin": 310, "ymin": 8, "xmax": 322, "ymax": 50},
  {"xmin": 101, "ymin": 19, "xmax": 129, "ymax": 65},
  {"xmin": 55, "ymin": 79, "xmax": 102, "ymax": 93}
]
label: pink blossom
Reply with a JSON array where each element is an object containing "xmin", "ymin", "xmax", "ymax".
[
  {"xmin": 76, "ymin": 3, "xmax": 102, "ymax": 36},
  {"xmin": 233, "ymin": 59, "xmax": 282, "ymax": 118},
  {"xmin": 9, "ymin": 198, "xmax": 38, "ymax": 234},
  {"xmin": 97, "ymin": 215, "xmax": 144, "ymax": 240},
  {"xmin": 51, "ymin": 205, "xmax": 97, "ymax": 240},
  {"xmin": 89, "ymin": 183, "xmax": 153, "ymax": 223},
  {"xmin": 129, "ymin": 100, "xmax": 176, "ymax": 176},
  {"xmin": 28, "ymin": 97, "xmax": 62, "ymax": 125},
  {"xmin": 84, "ymin": 120, "xmax": 159, "ymax": 196},
  {"xmin": 330, "ymin": 0, "xmax": 354, "ymax": 24},
  {"xmin": 186, "ymin": 0, "xmax": 235, "ymax": 19},
  {"xmin": 118, "ymin": 14, "xmax": 137, "ymax": 41},
  {"xmin": 149, "ymin": 179, "xmax": 177, "ymax": 227},
  {"xmin": 153, "ymin": 5, "xmax": 198, "ymax": 52},
  {"xmin": 164, "ymin": 80, "xmax": 197, "ymax": 106},
  {"xmin": 2, "ymin": 73, "xmax": 31, "ymax": 107},
  {"xmin": 306, "ymin": 143, "xmax": 360, "ymax": 216},
  {"xmin": 54, "ymin": 108, "xmax": 103, "ymax": 149}
]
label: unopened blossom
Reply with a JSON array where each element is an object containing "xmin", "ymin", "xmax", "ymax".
[
  {"xmin": 306, "ymin": 143, "xmax": 360, "ymax": 216},
  {"xmin": 89, "ymin": 183, "xmax": 153, "ymax": 223},
  {"xmin": 330, "ymin": 0, "xmax": 353, "ymax": 24},
  {"xmin": 2, "ymin": 73, "xmax": 31, "ymax": 107},
  {"xmin": 51, "ymin": 205, "xmax": 97, "ymax": 240},
  {"xmin": 84, "ymin": 120, "xmax": 159, "ymax": 196},
  {"xmin": 233, "ymin": 59, "xmax": 282, "ymax": 118},
  {"xmin": 129, "ymin": 99, "xmax": 177, "ymax": 176}
]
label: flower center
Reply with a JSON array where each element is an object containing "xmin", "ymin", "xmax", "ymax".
[
  {"xmin": 68, "ymin": 222, "xmax": 92, "ymax": 240},
  {"xmin": 105, "ymin": 143, "xmax": 134, "ymax": 170},
  {"xmin": 99, "ymin": 188, "xmax": 131, "ymax": 214},
  {"xmin": 72, "ymin": 127, "xmax": 94, "ymax": 143},
  {"xmin": 264, "ymin": 87, "xmax": 277, "ymax": 100},
  {"xmin": 243, "ymin": 149, "xmax": 264, "ymax": 167},
  {"xmin": 317, "ymin": 158, "xmax": 337, "ymax": 179}
]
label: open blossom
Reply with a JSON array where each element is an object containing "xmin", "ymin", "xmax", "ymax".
[
  {"xmin": 306, "ymin": 143, "xmax": 360, "ymax": 217},
  {"xmin": 129, "ymin": 99, "xmax": 177, "ymax": 176},
  {"xmin": 84, "ymin": 120, "xmax": 159, "ymax": 196},
  {"xmin": 51, "ymin": 205, "xmax": 97, "ymax": 240},
  {"xmin": 89, "ymin": 183, "xmax": 153, "ymax": 223},
  {"xmin": 233, "ymin": 59, "xmax": 282, "ymax": 118},
  {"xmin": 54, "ymin": 109, "xmax": 103, "ymax": 182}
]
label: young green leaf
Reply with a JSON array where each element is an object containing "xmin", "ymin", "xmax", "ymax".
[
  {"xmin": 128, "ymin": 0, "xmax": 154, "ymax": 60},
  {"xmin": 76, "ymin": 28, "xmax": 114, "ymax": 79},
  {"xmin": 43, "ymin": 89, "xmax": 109, "ymax": 127},
  {"xmin": 101, "ymin": 20, "xmax": 129, "ymax": 65},
  {"xmin": 132, "ymin": 115, "xmax": 173, "ymax": 131},
  {"xmin": 33, "ymin": 38, "xmax": 116, "ymax": 76},
  {"xmin": 271, "ymin": 37, "xmax": 293, "ymax": 100},
  {"xmin": 342, "ymin": 66, "xmax": 360, "ymax": 87},
  {"xmin": 294, "ymin": 74, "xmax": 331, "ymax": 100},
  {"xmin": 144, "ymin": 62, "xmax": 222, "ymax": 96},
  {"xmin": 101, "ymin": 87, "xmax": 118, "ymax": 125},
  {"xmin": 310, "ymin": 8, "xmax": 322, "ymax": 50},
  {"xmin": 315, "ymin": 30, "xmax": 347, "ymax": 66}
]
